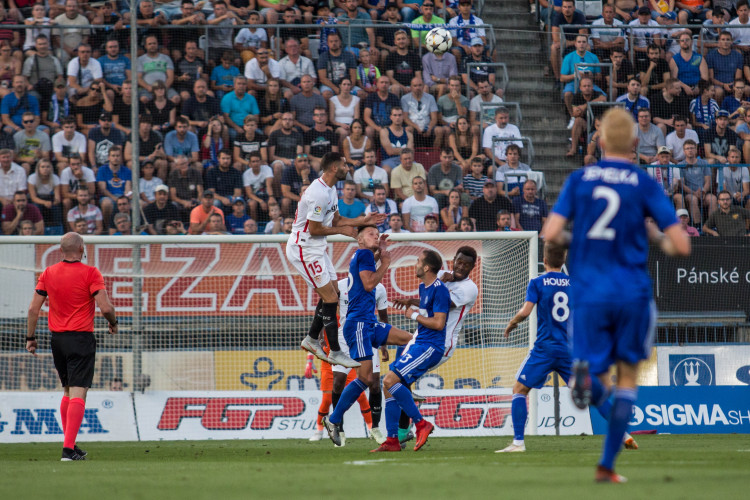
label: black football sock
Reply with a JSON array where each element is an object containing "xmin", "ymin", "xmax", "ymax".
[
  {"xmin": 399, "ymin": 410, "xmax": 411, "ymax": 430},
  {"xmin": 369, "ymin": 386, "xmax": 382, "ymax": 427},
  {"xmin": 306, "ymin": 299, "xmax": 324, "ymax": 340},
  {"xmin": 331, "ymin": 390, "xmax": 343, "ymax": 429},
  {"xmin": 321, "ymin": 301, "xmax": 341, "ymax": 351}
]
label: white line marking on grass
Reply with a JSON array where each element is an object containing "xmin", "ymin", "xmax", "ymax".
[{"xmin": 344, "ymin": 459, "xmax": 397, "ymax": 466}]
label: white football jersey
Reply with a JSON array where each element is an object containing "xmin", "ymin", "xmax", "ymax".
[
  {"xmin": 288, "ymin": 178, "xmax": 338, "ymax": 249},
  {"xmin": 437, "ymin": 270, "xmax": 478, "ymax": 354},
  {"xmin": 338, "ymin": 277, "xmax": 388, "ymax": 328}
]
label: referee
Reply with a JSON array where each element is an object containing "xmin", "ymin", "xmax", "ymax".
[{"xmin": 27, "ymin": 232, "xmax": 118, "ymax": 461}]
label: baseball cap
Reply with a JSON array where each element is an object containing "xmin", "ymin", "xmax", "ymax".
[
  {"xmin": 676, "ymin": 209, "xmax": 690, "ymax": 217},
  {"xmin": 100, "ymin": 111, "xmax": 112, "ymax": 121},
  {"xmin": 203, "ymin": 189, "xmax": 215, "ymax": 198},
  {"xmin": 717, "ymin": 110, "xmax": 730, "ymax": 117},
  {"xmin": 233, "ymin": 198, "xmax": 246, "ymax": 205},
  {"xmin": 657, "ymin": 146, "xmax": 672, "ymax": 155},
  {"xmin": 638, "ymin": 6, "xmax": 650, "ymax": 15},
  {"xmin": 154, "ymin": 184, "xmax": 169, "ymax": 193},
  {"xmin": 54, "ymin": 79, "xmax": 66, "ymax": 88},
  {"xmin": 484, "ymin": 179, "xmax": 496, "ymax": 186},
  {"xmin": 661, "ymin": 11, "xmax": 677, "ymax": 20},
  {"xmin": 470, "ymin": 38, "xmax": 484, "ymax": 47}
]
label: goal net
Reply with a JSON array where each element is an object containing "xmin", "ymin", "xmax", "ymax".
[{"xmin": 0, "ymin": 232, "xmax": 538, "ymax": 439}]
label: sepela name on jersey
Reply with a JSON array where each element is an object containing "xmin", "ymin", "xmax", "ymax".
[{"xmin": 582, "ymin": 167, "xmax": 639, "ymax": 186}]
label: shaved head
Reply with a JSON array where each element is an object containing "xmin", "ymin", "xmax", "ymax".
[{"xmin": 60, "ymin": 232, "xmax": 84, "ymax": 258}]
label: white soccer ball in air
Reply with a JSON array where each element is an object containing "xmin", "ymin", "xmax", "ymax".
[{"xmin": 425, "ymin": 27, "xmax": 453, "ymax": 54}]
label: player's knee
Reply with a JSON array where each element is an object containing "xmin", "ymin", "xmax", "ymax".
[{"xmin": 512, "ymin": 381, "xmax": 530, "ymax": 395}]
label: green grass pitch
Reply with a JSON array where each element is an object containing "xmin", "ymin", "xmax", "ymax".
[{"xmin": 4, "ymin": 435, "xmax": 749, "ymax": 499}]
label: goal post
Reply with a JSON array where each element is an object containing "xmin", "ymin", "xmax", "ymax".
[{"xmin": 0, "ymin": 232, "xmax": 540, "ymax": 438}]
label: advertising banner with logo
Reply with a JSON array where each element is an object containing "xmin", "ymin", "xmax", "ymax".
[
  {"xmin": 0, "ymin": 392, "xmax": 138, "ymax": 443},
  {"xmin": 590, "ymin": 387, "xmax": 750, "ymax": 435},
  {"xmin": 657, "ymin": 346, "xmax": 750, "ymax": 386}
]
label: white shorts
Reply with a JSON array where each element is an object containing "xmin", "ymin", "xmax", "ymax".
[
  {"xmin": 285, "ymin": 242, "xmax": 337, "ymax": 289},
  {"xmin": 332, "ymin": 326, "xmax": 381, "ymax": 374}
]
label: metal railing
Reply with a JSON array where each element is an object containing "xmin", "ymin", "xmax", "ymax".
[
  {"xmin": 491, "ymin": 136, "xmax": 535, "ymax": 167},
  {"xmin": 465, "ymin": 62, "xmax": 509, "ymax": 101},
  {"xmin": 573, "ymin": 62, "xmax": 613, "ymax": 100},
  {"xmin": 480, "ymin": 101, "xmax": 523, "ymax": 129}
]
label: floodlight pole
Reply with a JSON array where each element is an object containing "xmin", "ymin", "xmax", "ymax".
[{"xmin": 130, "ymin": 2, "xmax": 143, "ymax": 385}]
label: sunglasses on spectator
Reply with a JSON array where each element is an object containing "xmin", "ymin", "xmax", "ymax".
[
  {"xmin": 23, "ymin": 119, "xmax": 34, "ymax": 124},
  {"xmin": 296, "ymin": 154, "xmax": 308, "ymax": 159}
]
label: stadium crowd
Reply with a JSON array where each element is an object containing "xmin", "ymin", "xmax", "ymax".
[
  {"xmin": 0, "ymin": 0, "xmax": 548, "ymax": 236},
  {"xmin": 550, "ymin": 0, "xmax": 750, "ymax": 235}
]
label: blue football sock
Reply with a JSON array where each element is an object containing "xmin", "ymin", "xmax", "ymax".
[
  {"xmin": 390, "ymin": 383, "xmax": 422, "ymax": 424},
  {"xmin": 511, "ymin": 394, "xmax": 528, "ymax": 442},
  {"xmin": 328, "ymin": 378, "xmax": 367, "ymax": 425},
  {"xmin": 600, "ymin": 388, "xmax": 637, "ymax": 470},
  {"xmin": 385, "ymin": 397, "xmax": 400, "ymax": 438}
]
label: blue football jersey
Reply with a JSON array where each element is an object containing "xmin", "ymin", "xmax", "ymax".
[
  {"xmin": 346, "ymin": 248, "xmax": 377, "ymax": 322},
  {"xmin": 526, "ymin": 271, "xmax": 570, "ymax": 353},
  {"xmin": 416, "ymin": 279, "xmax": 452, "ymax": 349},
  {"xmin": 552, "ymin": 159, "xmax": 679, "ymax": 305}
]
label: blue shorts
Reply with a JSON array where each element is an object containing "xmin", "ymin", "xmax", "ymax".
[
  {"xmin": 516, "ymin": 347, "xmax": 572, "ymax": 389},
  {"xmin": 390, "ymin": 343, "xmax": 444, "ymax": 385},
  {"xmin": 570, "ymin": 299, "xmax": 657, "ymax": 376},
  {"xmin": 343, "ymin": 320, "xmax": 392, "ymax": 361}
]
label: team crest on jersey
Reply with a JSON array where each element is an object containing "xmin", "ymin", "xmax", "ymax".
[{"xmin": 313, "ymin": 205, "xmax": 322, "ymax": 215}]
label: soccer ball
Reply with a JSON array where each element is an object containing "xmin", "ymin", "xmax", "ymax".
[{"xmin": 425, "ymin": 27, "xmax": 452, "ymax": 54}]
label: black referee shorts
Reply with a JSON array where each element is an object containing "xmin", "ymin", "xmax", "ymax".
[{"xmin": 51, "ymin": 332, "xmax": 97, "ymax": 388}]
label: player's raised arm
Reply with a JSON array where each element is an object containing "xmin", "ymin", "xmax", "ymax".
[
  {"xmin": 332, "ymin": 210, "xmax": 388, "ymax": 228},
  {"xmin": 504, "ymin": 301, "xmax": 535, "ymax": 338},
  {"xmin": 406, "ymin": 309, "xmax": 447, "ymax": 331},
  {"xmin": 308, "ymin": 218, "xmax": 358, "ymax": 239}
]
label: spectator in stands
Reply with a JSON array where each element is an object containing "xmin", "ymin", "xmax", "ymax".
[
  {"xmin": 468, "ymin": 178, "xmax": 513, "ymax": 231},
  {"xmin": 449, "ymin": 0, "xmax": 488, "ymax": 61},
  {"xmin": 268, "ymin": 112, "xmax": 304, "ymax": 178},
  {"xmin": 591, "ymin": 3, "xmax": 626, "ymax": 63},
  {"xmin": 423, "ymin": 213, "xmax": 439, "ymax": 232},
  {"xmin": 463, "ymin": 156, "xmax": 489, "ymax": 201},
  {"xmin": 138, "ymin": 161, "xmax": 162, "ymax": 204},
  {"xmin": 76, "ymin": 80, "xmax": 114, "ymax": 137},
  {"xmin": 66, "ymin": 186, "xmax": 102, "ymax": 234},
  {"xmin": 364, "ymin": 75, "xmax": 401, "ymax": 143},
  {"xmin": 164, "ymin": 219, "xmax": 187, "ymax": 235},
  {"xmin": 706, "ymin": 31, "xmax": 743, "ymax": 106},
  {"xmin": 225, "ymin": 199, "xmax": 251, "ymax": 234},
  {"xmin": 107, "ymin": 195, "xmax": 132, "ymax": 234},
  {"xmin": 496, "ymin": 144, "xmax": 531, "ymax": 198},
  {"xmin": 338, "ymin": 0, "xmax": 377, "ymax": 58},
  {"xmin": 704, "ymin": 110, "xmax": 739, "ymax": 164},
  {"xmin": 98, "ymin": 39, "xmax": 130, "ymax": 99},
  {"xmin": 561, "ymin": 35, "xmax": 603, "ymax": 126},
  {"xmin": 66, "ymin": 43, "xmax": 102, "ymax": 103},
  {"xmin": 112, "ymin": 81, "xmax": 134, "ymax": 135},
  {"xmin": 23, "ymin": 4, "xmax": 53, "ymax": 55},
  {"xmin": 203, "ymin": 212, "xmax": 229, "ymax": 235},
  {"xmin": 376, "ymin": 4, "xmax": 401, "ymax": 66},
  {"xmin": 189, "ymin": 190, "xmax": 224, "ymax": 235},
  {"xmin": 676, "ymin": 208, "xmax": 700, "ymax": 236},
  {"xmin": 646, "ymin": 145, "xmax": 677, "ymax": 196},
  {"xmin": 52, "ymin": 117, "xmax": 86, "ymax": 169},
  {"xmin": 722, "ymin": 79, "xmax": 750, "ymax": 122},
  {"xmin": 703, "ymin": 190, "xmax": 750, "ymax": 235},
  {"xmin": 2, "ymin": 190, "xmax": 42, "ymax": 234},
  {"xmin": 137, "ymin": 35, "xmax": 179, "ymax": 105},
  {"xmin": 636, "ymin": 108, "xmax": 666, "ymax": 164},
  {"xmin": 469, "ymin": 79, "xmax": 503, "ymax": 135},
  {"xmin": 41, "ymin": 80, "xmax": 70, "ymax": 136},
  {"xmin": 111, "ymin": 212, "xmax": 144, "ymax": 236},
  {"xmin": 566, "ymin": 76, "xmax": 606, "ymax": 157},
  {"xmin": 339, "ymin": 179, "xmax": 366, "ymax": 218},
  {"xmin": 125, "ymin": 114, "xmax": 166, "ymax": 179},
  {"xmin": 399, "ymin": 0, "xmax": 423, "ymax": 24},
  {"xmin": 402, "ymin": 76, "xmax": 447, "ymax": 148},
  {"xmin": 353, "ymin": 149, "xmax": 389, "ymax": 202},
  {"xmin": 169, "ymin": 155, "xmax": 202, "ymax": 221},
  {"xmin": 364, "ymin": 186, "xmax": 397, "ymax": 233},
  {"xmin": 342, "ymin": 119, "xmax": 368, "ymax": 168},
  {"xmin": 701, "ymin": 8, "xmax": 726, "ymax": 52},
  {"xmin": 14, "ymin": 111, "xmax": 50, "ymax": 173},
  {"xmin": 676, "ymin": 0, "xmax": 710, "ymax": 25},
  {"xmin": 390, "ymin": 148, "xmax": 426, "ymax": 202},
  {"xmin": 281, "ymin": 216, "xmax": 293, "ymax": 234},
  {"xmin": 606, "ymin": 48, "xmax": 634, "ymax": 100},
  {"xmin": 88, "ymin": 111, "xmax": 127, "ymax": 169},
  {"xmin": 0, "ymin": 148, "xmax": 25, "ymax": 209},
  {"xmin": 72, "ymin": 217, "xmax": 88, "ymax": 235},
  {"xmin": 735, "ymin": 107, "xmax": 750, "ymax": 159},
  {"xmin": 244, "ymin": 48, "xmax": 280, "ymax": 97},
  {"xmin": 174, "ymin": 40, "xmax": 207, "ymax": 105},
  {"xmin": 23, "ymin": 35, "xmax": 64, "ymax": 109},
  {"xmin": 234, "ymin": 10, "xmax": 267, "ymax": 65},
  {"xmin": 290, "ymin": 73, "xmax": 326, "ymax": 131},
  {"xmin": 440, "ymin": 187, "xmax": 467, "ymax": 232},
  {"xmin": 674, "ymin": 139, "xmax": 717, "ymax": 225},
  {"xmin": 182, "ymin": 79, "xmax": 221, "ymax": 137},
  {"xmin": 380, "ymin": 106, "xmax": 414, "ymax": 170},
  {"xmin": 263, "ymin": 203, "xmax": 283, "ymax": 234},
  {"xmin": 200, "ymin": 117, "xmax": 228, "ymax": 170},
  {"xmin": 384, "ymin": 29, "xmax": 422, "ymax": 97},
  {"xmin": 164, "ymin": 116, "xmax": 200, "ymax": 170},
  {"xmin": 402, "ymin": 176, "xmax": 439, "ymax": 232},
  {"xmin": 27, "ymin": 159, "xmax": 61, "ymax": 229},
  {"xmin": 280, "ymin": 152, "xmax": 317, "ymax": 216},
  {"xmin": 205, "ymin": 148, "xmax": 243, "ymax": 213},
  {"xmin": 135, "ymin": 0, "xmax": 167, "ymax": 47},
  {"xmin": 206, "ymin": 2, "xmax": 239, "ymax": 68},
  {"xmin": 462, "ymin": 38, "xmax": 501, "ymax": 99},
  {"xmin": 317, "ymin": 30, "xmax": 357, "ymax": 100},
  {"xmin": 221, "ymin": 75, "xmax": 260, "ymax": 141},
  {"xmin": 143, "ymin": 184, "xmax": 180, "ymax": 234},
  {"xmin": 254, "ymin": 78, "xmax": 289, "ymax": 135},
  {"xmin": 666, "ymin": 115, "xmax": 700, "ymax": 162},
  {"xmin": 16, "ymin": 219, "xmax": 34, "ymax": 236},
  {"xmin": 439, "ymin": 76, "xmax": 469, "ymax": 129},
  {"xmin": 690, "ymin": 79, "xmax": 719, "ymax": 133},
  {"xmin": 2, "ymin": 75, "xmax": 39, "ymax": 135},
  {"xmin": 234, "ymin": 116, "xmax": 269, "ymax": 169},
  {"xmin": 96, "ymin": 146, "xmax": 130, "ymax": 227},
  {"xmin": 211, "ymin": 51, "xmax": 240, "ymax": 101},
  {"xmin": 635, "ymin": 44, "xmax": 669, "ymax": 101},
  {"xmin": 304, "ymin": 106, "xmax": 338, "ymax": 171},
  {"xmin": 243, "ymin": 152, "xmax": 274, "ymax": 221},
  {"xmin": 513, "ymin": 179, "xmax": 547, "ymax": 232},
  {"xmin": 549, "ymin": 0, "xmax": 588, "ymax": 87},
  {"xmin": 727, "ymin": 0, "xmax": 750, "ymax": 53},
  {"xmin": 427, "ymin": 148, "xmax": 464, "ymax": 208},
  {"xmin": 670, "ymin": 32, "xmax": 708, "ymax": 97},
  {"xmin": 652, "ymin": 78, "xmax": 690, "ymax": 135},
  {"xmin": 279, "ymin": 38, "xmax": 316, "ymax": 99},
  {"xmin": 355, "ymin": 47, "xmax": 381, "ymax": 99},
  {"xmin": 60, "ymin": 156, "xmax": 94, "ymax": 214},
  {"xmin": 422, "ymin": 41, "xmax": 457, "ymax": 99},
  {"xmin": 616, "ymin": 78, "xmax": 651, "ymax": 120},
  {"xmin": 52, "ymin": 0, "xmax": 91, "ymax": 65},
  {"xmin": 449, "ymin": 116, "xmax": 480, "ymax": 173},
  {"xmin": 628, "ymin": 6, "xmax": 663, "ymax": 61},
  {"xmin": 483, "ymin": 107, "xmax": 522, "ymax": 168},
  {"xmin": 384, "ymin": 212, "xmax": 409, "ymax": 233},
  {"xmin": 722, "ymin": 148, "xmax": 750, "ymax": 208},
  {"xmin": 412, "ymin": 2, "xmax": 445, "ymax": 49},
  {"xmin": 496, "ymin": 209, "xmax": 518, "ymax": 231}
]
